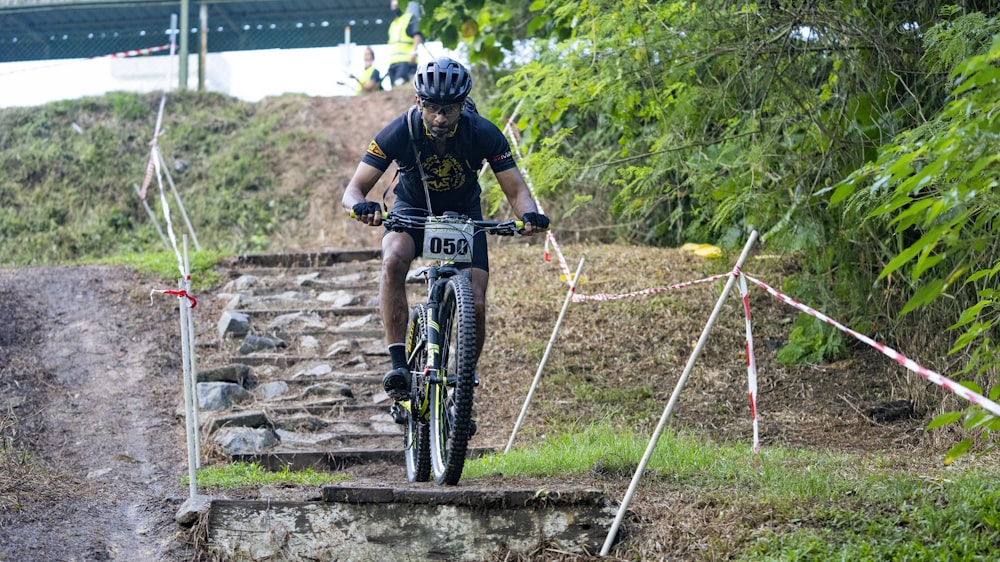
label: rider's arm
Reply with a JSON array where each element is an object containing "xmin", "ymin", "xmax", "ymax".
[
  {"xmin": 342, "ymin": 161, "xmax": 386, "ymax": 222},
  {"xmin": 411, "ymin": 33, "xmax": 424, "ymax": 63},
  {"xmin": 494, "ymin": 167, "xmax": 542, "ymax": 234}
]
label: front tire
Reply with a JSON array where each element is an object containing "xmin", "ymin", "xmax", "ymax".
[
  {"xmin": 403, "ymin": 304, "xmax": 430, "ymax": 483},
  {"xmin": 429, "ymin": 276, "xmax": 477, "ymax": 485}
]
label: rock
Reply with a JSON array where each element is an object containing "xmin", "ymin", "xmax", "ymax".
[
  {"xmin": 325, "ymin": 340, "xmax": 352, "ymax": 356},
  {"xmin": 274, "ymin": 429, "xmax": 340, "ymax": 447},
  {"xmin": 296, "ymin": 272, "xmax": 321, "ymax": 285},
  {"xmin": 239, "ymin": 334, "xmax": 286, "ymax": 354},
  {"xmin": 224, "ymin": 274, "xmax": 259, "ymax": 292},
  {"xmin": 218, "ymin": 310, "xmax": 251, "ymax": 339},
  {"xmin": 257, "ymin": 381, "xmax": 290, "ymax": 400},
  {"xmin": 338, "ymin": 314, "xmax": 374, "ymax": 329},
  {"xmin": 175, "ymin": 494, "xmax": 212, "ymax": 527},
  {"xmin": 317, "ymin": 290, "xmax": 359, "ymax": 307},
  {"xmin": 198, "ymin": 364, "xmax": 252, "ymax": 386},
  {"xmin": 213, "ymin": 427, "xmax": 278, "ymax": 455},
  {"xmin": 197, "ymin": 382, "xmax": 251, "ymax": 410},
  {"xmin": 268, "ymin": 312, "xmax": 304, "ymax": 329},
  {"xmin": 293, "ymin": 364, "xmax": 333, "ymax": 378},
  {"xmin": 207, "ymin": 411, "xmax": 273, "ymax": 432}
]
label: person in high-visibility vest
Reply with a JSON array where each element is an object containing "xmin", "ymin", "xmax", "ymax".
[
  {"xmin": 351, "ymin": 47, "xmax": 382, "ymax": 95},
  {"xmin": 386, "ymin": 0, "xmax": 423, "ymax": 88}
]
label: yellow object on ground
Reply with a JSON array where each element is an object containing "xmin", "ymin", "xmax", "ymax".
[{"xmin": 681, "ymin": 243, "xmax": 722, "ymax": 259}]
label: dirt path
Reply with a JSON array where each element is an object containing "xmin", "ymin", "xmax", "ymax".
[{"xmin": 0, "ymin": 266, "xmax": 192, "ymax": 561}]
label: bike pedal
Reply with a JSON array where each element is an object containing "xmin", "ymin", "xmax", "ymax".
[{"xmin": 390, "ymin": 403, "xmax": 406, "ymax": 425}]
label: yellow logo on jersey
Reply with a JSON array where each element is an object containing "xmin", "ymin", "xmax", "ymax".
[
  {"xmin": 423, "ymin": 153, "xmax": 467, "ymax": 192},
  {"xmin": 367, "ymin": 140, "xmax": 387, "ymax": 160}
]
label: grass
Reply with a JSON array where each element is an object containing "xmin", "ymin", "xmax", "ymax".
[
  {"xmin": 87, "ymin": 249, "xmax": 226, "ymax": 290},
  {"xmin": 465, "ymin": 423, "xmax": 1000, "ymax": 560},
  {"xmin": 188, "ymin": 461, "xmax": 351, "ymax": 489},
  {"xmin": 0, "ymin": 90, "xmax": 307, "ymax": 267}
]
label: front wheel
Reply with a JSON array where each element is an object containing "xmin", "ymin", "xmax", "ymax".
[
  {"xmin": 403, "ymin": 304, "xmax": 430, "ymax": 483},
  {"xmin": 429, "ymin": 276, "xmax": 477, "ymax": 485}
]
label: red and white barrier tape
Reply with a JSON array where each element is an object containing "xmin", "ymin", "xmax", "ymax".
[
  {"xmin": 742, "ymin": 272, "xmax": 1000, "ymax": 419},
  {"xmin": 571, "ymin": 271, "xmax": 733, "ymax": 303},
  {"xmin": 150, "ymin": 288, "xmax": 197, "ymax": 308},
  {"xmin": 0, "ymin": 44, "xmax": 170, "ymax": 77},
  {"xmin": 500, "ymin": 110, "xmax": 573, "ymax": 282},
  {"xmin": 564, "ymin": 259, "xmax": 999, "ymax": 448},
  {"xmin": 136, "ymin": 27, "xmax": 188, "ymax": 282},
  {"xmin": 736, "ymin": 270, "xmax": 760, "ymax": 454},
  {"xmin": 93, "ymin": 44, "xmax": 170, "ymax": 60}
]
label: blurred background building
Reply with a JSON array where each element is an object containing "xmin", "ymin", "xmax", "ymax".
[{"xmin": 0, "ymin": 0, "xmax": 459, "ymax": 107}]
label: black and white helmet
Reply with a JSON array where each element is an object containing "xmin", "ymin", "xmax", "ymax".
[{"xmin": 413, "ymin": 57, "xmax": 472, "ymax": 104}]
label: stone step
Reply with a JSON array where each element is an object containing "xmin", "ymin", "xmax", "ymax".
[
  {"xmin": 230, "ymin": 446, "xmax": 495, "ymax": 472},
  {"xmin": 239, "ymin": 305, "xmax": 379, "ymax": 317},
  {"xmin": 233, "ymin": 248, "xmax": 381, "ymax": 268},
  {"xmin": 266, "ymin": 403, "xmax": 389, "ymax": 417},
  {"xmin": 205, "ymin": 484, "xmax": 621, "ymax": 560},
  {"xmin": 228, "ymin": 355, "xmax": 388, "ymax": 370}
]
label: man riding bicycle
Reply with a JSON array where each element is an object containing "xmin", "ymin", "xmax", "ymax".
[{"xmin": 342, "ymin": 57, "xmax": 549, "ymax": 402}]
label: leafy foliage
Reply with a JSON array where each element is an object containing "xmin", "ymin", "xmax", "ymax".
[
  {"xmin": 776, "ymin": 313, "xmax": 847, "ymax": 366},
  {"xmin": 421, "ymin": 1, "xmax": 1000, "ymax": 458},
  {"xmin": 428, "ymin": 1, "xmax": 947, "ymax": 246},
  {"xmin": 833, "ymin": 27, "xmax": 1000, "ymax": 461}
]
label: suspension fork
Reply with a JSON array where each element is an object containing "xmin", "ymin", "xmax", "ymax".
[
  {"xmin": 423, "ymin": 266, "xmax": 460, "ymax": 387},
  {"xmin": 424, "ymin": 296, "xmax": 443, "ymax": 386}
]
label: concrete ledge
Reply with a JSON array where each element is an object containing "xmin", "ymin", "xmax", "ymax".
[{"xmin": 206, "ymin": 485, "xmax": 622, "ymax": 560}]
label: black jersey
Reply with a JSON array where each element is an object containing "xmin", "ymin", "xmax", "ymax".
[{"xmin": 361, "ymin": 107, "xmax": 518, "ymax": 213}]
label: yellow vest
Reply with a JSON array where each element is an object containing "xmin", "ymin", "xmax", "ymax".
[
  {"xmin": 388, "ymin": 13, "xmax": 415, "ymax": 64},
  {"xmin": 356, "ymin": 65, "xmax": 379, "ymax": 94}
]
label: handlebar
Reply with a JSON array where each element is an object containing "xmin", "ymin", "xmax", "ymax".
[
  {"xmin": 385, "ymin": 213, "xmax": 524, "ymax": 236},
  {"xmin": 350, "ymin": 210, "xmax": 528, "ymax": 236}
]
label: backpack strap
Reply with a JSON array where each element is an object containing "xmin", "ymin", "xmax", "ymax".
[
  {"xmin": 380, "ymin": 105, "xmax": 434, "ymax": 214},
  {"xmin": 405, "ymin": 105, "xmax": 435, "ymax": 214}
]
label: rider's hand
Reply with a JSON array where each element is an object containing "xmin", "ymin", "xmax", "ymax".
[
  {"xmin": 352, "ymin": 201, "xmax": 383, "ymax": 225},
  {"xmin": 520, "ymin": 212, "xmax": 550, "ymax": 235}
]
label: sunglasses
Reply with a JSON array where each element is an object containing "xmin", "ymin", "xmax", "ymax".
[{"xmin": 420, "ymin": 100, "xmax": 463, "ymax": 117}]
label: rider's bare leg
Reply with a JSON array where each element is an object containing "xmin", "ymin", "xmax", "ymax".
[{"xmin": 381, "ymin": 231, "xmax": 416, "ymax": 356}]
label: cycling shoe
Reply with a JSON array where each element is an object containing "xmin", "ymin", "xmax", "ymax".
[{"xmin": 382, "ymin": 367, "xmax": 411, "ymax": 401}]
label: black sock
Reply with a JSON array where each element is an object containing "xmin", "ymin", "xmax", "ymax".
[{"xmin": 388, "ymin": 343, "xmax": 407, "ymax": 370}]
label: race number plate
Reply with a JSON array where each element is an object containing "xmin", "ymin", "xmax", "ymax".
[{"xmin": 422, "ymin": 218, "xmax": 474, "ymax": 263}]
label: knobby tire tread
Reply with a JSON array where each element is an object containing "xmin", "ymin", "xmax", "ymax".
[{"xmin": 430, "ymin": 275, "xmax": 476, "ymax": 485}]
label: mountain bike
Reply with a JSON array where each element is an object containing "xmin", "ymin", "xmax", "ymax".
[{"xmin": 381, "ymin": 211, "xmax": 522, "ymax": 485}]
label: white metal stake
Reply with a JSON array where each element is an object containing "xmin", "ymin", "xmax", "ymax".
[
  {"xmin": 178, "ymin": 278, "xmax": 198, "ymax": 498},
  {"xmin": 183, "ymin": 237, "xmax": 202, "ymax": 466},
  {"xmin": 505, "ymin": 257, "xmax": 585, "ymax": 453},
  {"xmin": 600, "ymin": 231, "xmax": 758, "ymax": 556}
]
